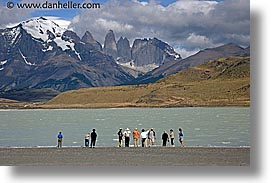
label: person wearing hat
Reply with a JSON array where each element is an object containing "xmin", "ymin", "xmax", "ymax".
[
  {"xmin": 90, "ymin": 129, "xmax": 97, "ymax": 148},
  {"xmin": 132, "ymin": 128, "xmax": 140, "ymax": 147},
  {"xmin": 123, "ymin": 128, "xmax": 131, "ymax": 147},
  {"xmin": 117, "ymin": 128, "xmax": 123, "ymax": 147},
  {"xmin": 170, "ymin": 129, "xmax": 175, "ymax": 147}
]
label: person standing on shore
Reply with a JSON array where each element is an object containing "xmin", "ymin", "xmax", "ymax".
[
  {"xmin": 84, "ymin": 133, "xmax": 90, "ymax": 147},
  {"xmin": 170, "ymin": 129, "xmax": 175, "ymax": 147},
  {"xmin": 179, "ymin": 128, "xmax": 185, "ymax": 147},
  {"xmin": 117, "ymin": 128, "xmax": 123, "ymax": 147},
  {"xmin": 148, "ymin": 128, "xmax": 156, "ymax": 147},
  {"xmin": 124, "ymin": 128, "xmax": 131, "ymax": 147},
  {"xmin": 90, "ymin": 129, "xmax": 97, "ymax": 148},
  {"xmin": 57, "ymin": 131, "xmax": 63, "ymax": 148},
  {"xmin": 162, "ymin": 131, "xmax": 169, "ymax": 146},
  {"xmin": 140, "ymin": 129, "xmax": 149, "ymax": 147},
  {"xmin": 132, "ymin": 128, "xmax": 140, "ymax": 147}
]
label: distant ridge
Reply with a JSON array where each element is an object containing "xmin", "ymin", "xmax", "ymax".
[
  {"xmin": 45, "ymin": 56, "xmax": 250, "ymax": 108},
  {"xmin": 129, "ymin": 43, "xmax": 250, "ymax": 85},
  {"xmin": 0, "ymin": 17, "xmax": 250, "ymax": 104}
]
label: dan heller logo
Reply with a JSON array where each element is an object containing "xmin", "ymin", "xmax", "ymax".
[{"xmin": 7, "ymin": 1, "xmax": 101, "ymax": 9}]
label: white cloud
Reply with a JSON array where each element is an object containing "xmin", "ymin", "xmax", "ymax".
[
  {"xmin": 69, "ymin": 0, "xmax": 249, "ymax": 53},
  {"xmin": 0, "ymin": 3, "xmax": 31, "ymax": 28},
  {"xmin": 0, "ymin": 0, "xmax": 66, "ymax": 28},
  {"xmin": 174, "ymin": 47, "xmax": 199, "ymax": 59},
  {"xmin": 43, "ymin": 16, "xmax": 71, "ymax": 29},
  {"xmin": 185, "ymin": 33, "xmax": 215, "ymax": 48},
  {"xmin": 95, "ymin": 18, "xmax": 133, "ymax": 33},
  {"xmin": 167, "ymin": 0, "xmax": 217, "ymax": 15},
  {"xmin": 1, "ymin": 0, "xmax": 249, "ymax": 55}
]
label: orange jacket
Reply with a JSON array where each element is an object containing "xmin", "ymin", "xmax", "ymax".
[{"xmin": 133, "ymin": 129, "xmax": 140, "ymax": 139}]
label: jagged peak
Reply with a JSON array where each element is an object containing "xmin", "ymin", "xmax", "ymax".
[
  {"xmin": 38, "ymin": 16, "xmax": 47, "ymax": 20},
  {"xmin": 83, "ymin": 31, "xmax": 93, "ymax": 38},
  {"xmin": 21, "ymin": 16, "xmax": 63, "ymax": 29},
  {"xmin": 104, "ymin": 30, "xmax": 116, "ymax": 41},
  {"xmin": 118, "ymin": 36, "xmax": 129, "ymax": 43},
  {"xmin": 81, "ymin": 31, "xmax": 96, "ymax": 43},
  {"xmin": 104, "ymin": 30, "xmax": 117, "ymax": 49},
  {"xmin": 107, "ymin": 29, "xmax": 114, "ymax": 34}
]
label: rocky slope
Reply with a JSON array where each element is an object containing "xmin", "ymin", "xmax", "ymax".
[
  {"xmin": 0, "ymin": 17, "xmax": 250, "ymax": 104},
  {"xmin": 0, "ymin": 17, "xmax": 134, "ymax": 93},
  {"xmin": 45, "ymin": 56, "xmax": 250, "ymax": 108},
  {"xmin": 102, "ymin": 31, "xmax": 181, "ymax": 72},
  {"xmin": 130, "ymin": 43, "xmax": 250, "ymax": 84}
]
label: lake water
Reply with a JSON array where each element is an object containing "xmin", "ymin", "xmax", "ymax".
[{"xmin": 0, "ymin": 108, "xmax": 250, "ymax": 147}]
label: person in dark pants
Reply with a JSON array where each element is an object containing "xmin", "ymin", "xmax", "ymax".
[
  {"xmin": 57, "ymin": 131, "xmax": 63, "ymax": 148},
  {"xmin": 178, "ymin": 128, "xmax": 185, "ymax": 147},
  {"xmin": 84, "ymin": 133, "xmax": 90, "ymax": 147},
  {"xmin": 140, "ymin": 129, "xmax": 149, "ymax": 147},
  {"xmin": 162, "ymin": 131, "xmax": 169, "ymax": 146},
  {"xmin": 123, "ymin": 128, "xmax": 131, "ymax": 147},
  {"xmin": 169, "ymin": 129, "xmax": 175, "ymax": 147},
  {"xmin": 90, "ymin": 129, "xmax": 97, "ymax": 148},
  {"xmin": 117, "ymin": 128, "xmax": 123, "ymax": 147}
]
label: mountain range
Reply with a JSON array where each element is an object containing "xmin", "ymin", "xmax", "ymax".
[
  {"xmin": 0, "ymin": 17, "xmax": 250, "ymax": 102},
  {"xmin": 129, "ymin": 43, "xmax": 250, "ymax": 84},
  {"xmin": 45, "ymin": 56, "xmax": 250, "ymax": 108}
]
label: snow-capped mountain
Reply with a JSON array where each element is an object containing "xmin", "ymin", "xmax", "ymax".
[
  {"xmin": 21, "ymin": 17, "xmax": 83, "ymax": 60},
  {"xmin": 0, "ymin": 17, "xmax": 134, "ymax": 92},
  {"xmin": 0, "ymin": 17, "xmax": 251, "ymax": 103}
]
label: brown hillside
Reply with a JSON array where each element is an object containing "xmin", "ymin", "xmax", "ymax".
[{"xmin": 44, "ymin": 57, "xmax": 250, "ymax": 108}]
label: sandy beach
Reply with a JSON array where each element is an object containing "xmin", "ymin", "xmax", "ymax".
[{"xmin": 0, "ymin": 147, "xmax": 250, "ymax": 166}]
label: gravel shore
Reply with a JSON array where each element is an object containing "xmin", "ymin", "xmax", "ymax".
[{"xmin": 0, "ymin": 147, "xmax": 250, "ymax": 166}]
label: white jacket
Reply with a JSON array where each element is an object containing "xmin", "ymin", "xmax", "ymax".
[
  {"xmin": 124, "ymin": 130, "xmax": 131, "ymax": 137},
  {"xmin": 141, "ymin": 130, "xmax": 149, "ymax": 139}
]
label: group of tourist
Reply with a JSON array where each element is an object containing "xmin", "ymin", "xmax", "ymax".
[
  {"xmin": 117, "ymin": 127, "xmax": 185, "ymax": 148},
  {"xmin": 56, "ymin": 128, "xmax": 184, "ymax": 148},
  {"xmin": 84, "ymin": 129, "xmax": 97, "ymax": 148},
  {"xmin": 57, "ymin": 129, "xmax": 98, "ymax": 148}
]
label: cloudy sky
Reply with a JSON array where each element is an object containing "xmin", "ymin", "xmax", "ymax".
[{"xmin": 0, "ymin": 0, "xmax": 250, "ymax": 58}]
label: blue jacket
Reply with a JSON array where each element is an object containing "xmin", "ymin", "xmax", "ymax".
[{"xmin": 57, "ymin": 134, "xmax": 63, "ymax": 139}]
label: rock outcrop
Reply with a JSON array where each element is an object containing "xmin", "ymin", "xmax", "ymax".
[
  {"xmin": 81, "ymin": 31, "xmax": 102, "ymax": 51},
  {"xmin": 103, "ymin": 30, "xmax": 118, "ymax": 59},
  {"xmin": 117, "ymin": 36, "xmax": 131, "ymax": 63}
]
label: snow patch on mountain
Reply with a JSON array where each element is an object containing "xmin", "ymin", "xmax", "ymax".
[
  {"xmin": 165, "ymin": 46, "xmax": 181, "ymax": 59},
  {"xmin": 0, "ymin": 60, "xmax": 7, "ymax": 71},
  {"xmin": 0, "ymin": 60, "xmax": 7, "ymax": 65},
  {"xmin": 21, "ymin": 17, "xmax": 65, "ymax": 42},
  {"xmin": 1, "ymin": 27, "xmax": 21, "ymax": 45},
  {"xmin": 20, "ymin": 17, "xmax": 81, "ymax": 60},
  {"xmin": 42, "ymin": 45, "xmax": 53, "ymax": 52},
  {"xmin": 19, "ymin": 49, "xmax": 36, "ymax": 66},
  {"xmin": 117, "ymin": 60, "xmax": 159, "ymax": 73}
]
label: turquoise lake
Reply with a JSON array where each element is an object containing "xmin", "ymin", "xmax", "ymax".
[{"xmin": 0, "ymin": 107, "xmax": 250, "ymax": 147}]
